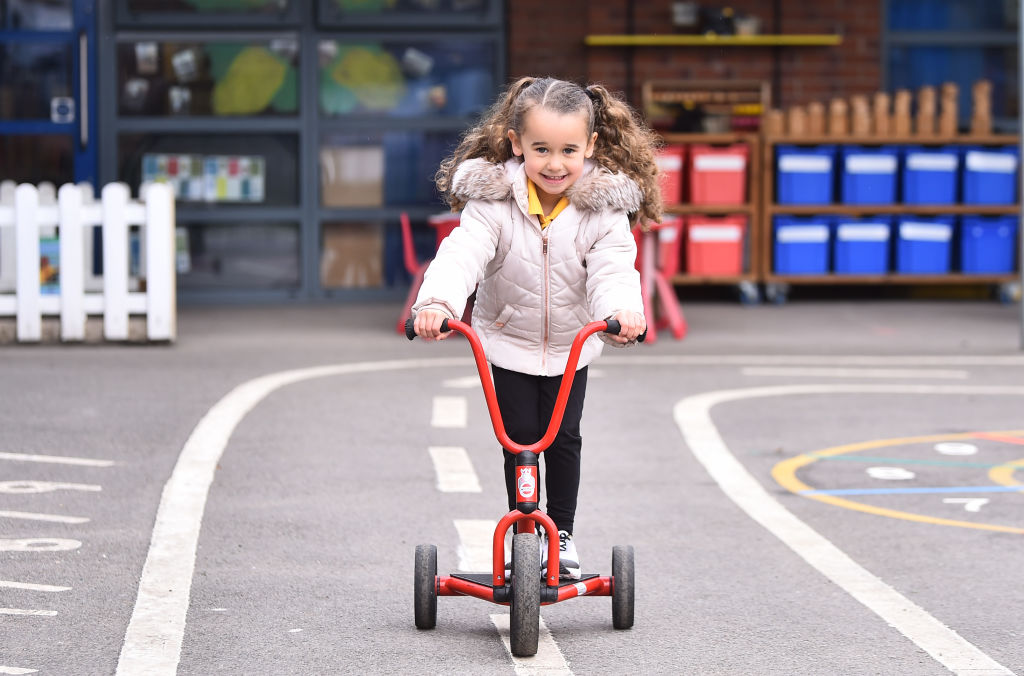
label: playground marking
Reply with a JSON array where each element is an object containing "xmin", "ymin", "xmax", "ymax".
[
  {"xmin": 429, "ymin": 446, "xmax": 481, "ymax": 493},
  {"xmin": 491, "ymin": 614, "xmax": 572, "ymax": 676},
  {"xmin": 0, "ymin": 608, "xmax": 57, "ymax": 617},
  {"xmin": 0, "ymin": 510, "xmax": 89, "ymax": 524},
  {"xmin": 431, "ymin": 396, "xmax": 467, "ymax": 428},
  {"xmin": 675, "ymin": 384, "xmax": 1023, "ymax": 676},
  {"xmin": 117, "ymin": 358, "xmax": 1023, "ymax": 675},
  {"xmin": 0, "ymin": 452, "xmax": 113, "ymax": 467},
  {"xmin": 454, "ymin": 519, "xmax": 497, "ymax": 572},
  {"xmin": 0, "ymin": 667, "xmax": 38, "ymax": 675},
  {"xmin": 0, "ymin": 581, "xmax": 71, "ymax": 593},
  {"xmin": 741, "ymin": 366, "xmax": 968, "ymax": 379},
  {"xmin": 773, "ymin": 430, "xmax": 1024, "ymax": 534}
]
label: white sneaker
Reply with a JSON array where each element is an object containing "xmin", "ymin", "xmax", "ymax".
[
  {"xmin": 504, "ymin": 532, "xmax": 547, "ymax": 572},
  {"xmin": 557, "ymin": 530, "xmax": 581, "ymax": 580}
]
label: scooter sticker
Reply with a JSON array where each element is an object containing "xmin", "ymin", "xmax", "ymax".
[{"xmin": 517, "ymin": 467, "xmax": 537, "ymax": 500}]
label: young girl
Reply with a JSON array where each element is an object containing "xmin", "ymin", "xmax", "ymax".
[{"xmin": 411, "ymin": 77, "xmax": 662, "ymax": 579}]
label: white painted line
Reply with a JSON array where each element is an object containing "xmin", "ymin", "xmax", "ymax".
[
  {"xmin": 431, "ymin": 396, "xmax": 467, "ymax": 428},
  {"xmin": 0, "ymin": 580, "xmax": 72, "ymax": 593},
  {"xmin": 116, "ymin": 357, "xmax": 470, "ymax": 676},
  {"xmin": 675, "ymin": 383, "xmax": 1024, "ymax": 676},
  {"xmin": 0, "ymin": 451, "xmax": 114, "ymax": 467},
  {"xmin": 604, "ymin": 354, "xmax": 1024, "ymax": 367},
  {"xmin": 0, "ymin": 667, "xmax": 39, "ymax": 675},
  {"xmin": 0, "ymin": 510, "xmax": 89, "ymax": 524},
  {"xmin": 428, "ymin": 446, "xmax": 482, "ymax": 493},
  {"xmin": 442, "ymin": 375, "xmax": 482, "ymax": 389},
  {"xmin": 491, "ymin": 614, "xmax": 572, "ymax": 675},
  {"xmin": 741, "ymin": 367, "xmax": 969, "ymax": 380},
  {"xmin": 0, "ymin": 539, "xmax": 81, "ymax": 552},
  {"xmin": 454, "ymin": 519, "xmax": 497, "ymax": 572},
  {"xmin": 0, "ymin": 481, "xmax": 101, "ymax": 494},
  {"xmin": 0, "ymin": 608, "xmax": 57, "ymax": 617}
]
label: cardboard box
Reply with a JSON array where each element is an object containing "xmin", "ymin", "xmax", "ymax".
[
  {"xmin": 320, "ymin": 222, "xmax": 383, "ymax": 288},
  {"xmin": 320, "ymin": 146, "xmax": 384, "ymax": 207}
]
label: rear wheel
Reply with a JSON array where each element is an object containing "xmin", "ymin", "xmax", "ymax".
[
  {"xmin": 612, "ymin": 545, "xmax": 635, "ymax": 629},
  {"xmin": 414, "ymin": 544, "xmax": 437, "ymax": 629},
  {"xmin": 510, "ymin": 533, "xmax": 540, "ymax": 656}
]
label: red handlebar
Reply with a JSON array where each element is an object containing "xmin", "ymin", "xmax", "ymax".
[{"xmin": 407, "ymin": 318, "xmax": 619, "ymax": 455}]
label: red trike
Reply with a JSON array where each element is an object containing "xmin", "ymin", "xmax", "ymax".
[{"xmin": 405, "ymin": 317, "xmax": 637, "ymax": 657}]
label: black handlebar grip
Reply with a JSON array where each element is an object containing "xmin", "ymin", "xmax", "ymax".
[
  {"xmin": 603, "ymin": 319, "xmax": 647, "ymax": 343},
  {"xmin": 405, "ymin": 317, "xmax": 451, "ymax": 340}
]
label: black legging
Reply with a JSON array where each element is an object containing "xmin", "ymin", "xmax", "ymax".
[{"xmin": 492, "ymin": 364, "xmax": 588, "ymax": 535}]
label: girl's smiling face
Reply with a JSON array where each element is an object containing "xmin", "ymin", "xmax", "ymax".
[{"xmin": 508, "ymin": 107, "xmax": 597, "ymax": 211}]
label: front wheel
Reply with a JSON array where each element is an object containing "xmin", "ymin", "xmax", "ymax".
[
  {"xmin": 414, "ymin": 544, "xmax": 437, "ymax": 629},
  {"xmin": 611, "ymin": 545, "xmax": 635, "ymax": 629},
  {"xmin": 510, "ymin": 533, "xmax": 540, "ymax": 656}
]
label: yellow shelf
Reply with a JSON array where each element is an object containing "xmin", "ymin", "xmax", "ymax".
[{"xmin": 585, "ymin": 34, "xmax": 843, "ymax": 47}]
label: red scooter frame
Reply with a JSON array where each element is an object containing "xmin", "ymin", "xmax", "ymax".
[{"xmin": 406, "ymin": 317, "xmax": 638, "ymax": 656}]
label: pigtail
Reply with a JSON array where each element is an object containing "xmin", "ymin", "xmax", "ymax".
[
  {"xmin": 586, "ymin": 85, "xmax": 664, "ymax": 226},
  {"xmin": 435, "ymin": 77, "xmax": 536, "ymax": 212}
]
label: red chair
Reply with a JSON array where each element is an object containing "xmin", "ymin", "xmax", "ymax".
[{"xmin": 396, "ymin": 212, "xmax": 431, "ymax": 334}]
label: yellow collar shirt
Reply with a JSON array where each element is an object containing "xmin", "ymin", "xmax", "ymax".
[{"xmin": 527, "ymin": 179, "xmax": 570, "ymax": 229}]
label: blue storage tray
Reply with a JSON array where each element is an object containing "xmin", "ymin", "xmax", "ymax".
[
  {"xmin": 902, "ymin": 145, "xmax": 959, "ymax": 205},
  {"xmin": 776, "ymin": 145, "xmax": 835, "ymax": 205},
  {"xmin": 894, "ymin": 217, "xmax": 955, "ymax": 274},
  {"xmin": 833, "ymin": 218, "xmax": 892, "ymax": 275},
  {"xmin": 960, "ymin": 215, "xmax": 1019, "ymax": 274},
  {"xmin": 774, "ymin": 215, "xmax": 831, "ymax": 274},
  {"xmin": 963, "ymin": 146, "xmax": 1018, "ymax": 205},
  {"xmin": 840, "ymin": 146, "xmax": 898, "ymax": 205}
]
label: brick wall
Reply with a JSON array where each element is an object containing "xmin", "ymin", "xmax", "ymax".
[{"xmin": 506, "ymin": 0, "xmax": 882, "ymax": 112}]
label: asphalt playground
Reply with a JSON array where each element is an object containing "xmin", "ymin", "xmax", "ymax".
[{"xmin": 1, "ymin": 298, "xmax": 1023, "ymax": 675}]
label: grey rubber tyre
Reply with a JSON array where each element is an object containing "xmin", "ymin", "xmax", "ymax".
[
  {"xmin": 612, "ymin": 545, "xmax": 635, "ymax": 629},
  {"xmin": 414, "ymin": 544, "xmax": 437, "ymax": 629},
  {"xmin": 510, "ymin": 533, "xmax": 540, "ymax": 656}
]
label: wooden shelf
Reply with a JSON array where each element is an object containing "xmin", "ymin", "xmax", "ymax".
[
  {"xmin": 586, "ymin": 34, "xmax": 842, "ymax": 47},
  {"xmin": 764, "ymin": 134, "xmax": 1019, "ymax": 146},
  {"xmin": 667, "ymin": 203, "xmax": 754, "ymax": 215},
  {"xmin": 662, "ymin": 132, "xmax": 758, "ymax": 144},
  {"xmin": 670, "ymin": 274, "xmax": 758, "ymax": 285},
  {"xmin": 764, "ymin": 273, "xmax": 1019, "ymax": 285},
  {"xmin": 766, "ymin": 204, "xmax": 1019, "ymax": 216}
]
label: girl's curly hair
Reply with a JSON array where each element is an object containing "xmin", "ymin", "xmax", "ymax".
[{"xmin": 435, "ymin": 77, "xmax": 664, "ymax": 225}]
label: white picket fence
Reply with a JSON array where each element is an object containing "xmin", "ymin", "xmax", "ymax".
[{"xmin": 0, "ymin": 181, "xmax": 175, "ymax": 342}]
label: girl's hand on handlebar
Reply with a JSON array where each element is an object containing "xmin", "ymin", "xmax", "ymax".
[
  {"xmin": 610, "ymin": 311, "xmax": 646, "ymax": 344},
  {"xmin": 413, "ymin": 309, "xmax": 453, "ymax": 341}
]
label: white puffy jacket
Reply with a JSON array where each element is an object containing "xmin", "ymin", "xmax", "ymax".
[{"xmin": 413, "ymin": 157, "xmax": 644, "ymax": 376}]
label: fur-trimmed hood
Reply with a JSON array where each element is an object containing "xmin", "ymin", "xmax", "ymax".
[{"xmin": 451, "ymin": 157, "xmax": 642, "ymax": 215}]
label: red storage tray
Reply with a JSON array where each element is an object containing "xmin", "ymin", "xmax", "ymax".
[
  {"xmin": 655, "ymin": 145, "xmax": 686, "ymax": 205},
  {"xmin": 652, "ymin": 216, "xmax": 684, "ymax": 276},
  {"xmin": 685, "ymin": 215, "xmax": 746, "ymax": 275},
  {"xmin": 688, "ymin": 144, "xmax": 748, "ymax": 205},
  {"xmin": 428, "ymin": 213, "xmax": 461, "ymax": 250}
]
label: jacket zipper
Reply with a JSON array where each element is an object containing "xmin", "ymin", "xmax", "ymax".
[{"xmin": 541, "ymin": 235, "xmax": 550, "ymax": 375}]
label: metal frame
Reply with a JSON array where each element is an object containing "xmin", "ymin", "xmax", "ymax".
[
  {"xmin": 97, "ymin": 0, "xmax": 505, "ymax": 303},
  {"xmin": 314, "ymin": 0, "xmax": 502, "ymax": 29}
]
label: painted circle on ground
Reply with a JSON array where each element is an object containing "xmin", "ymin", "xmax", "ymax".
[{"xmin": 771, "ymin": 430, "xmax": 1024, "ymax": 534}]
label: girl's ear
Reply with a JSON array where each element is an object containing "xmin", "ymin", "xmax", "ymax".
[
  {"xmin": 508, "ymin": 129, "xmax": 523, "ymax": 157},
  {"xmin": 584, "ymin": 131, "xmax": 598, "ymax": 158}
]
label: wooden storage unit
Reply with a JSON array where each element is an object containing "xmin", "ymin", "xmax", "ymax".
[
  {"xmin": 760, "ymin": 135, "xmax": 1021, "ymax": 302},
  {"xmin": 661, "ymin": 132, "xmax": 763, "ymax": 303}
]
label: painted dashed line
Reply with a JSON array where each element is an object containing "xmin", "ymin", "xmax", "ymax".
[
  {"xmin": 431, "ymin": 396, "xmax": 467, "ymax": 428},
  {"xmin": 741, "ymin": 366, "xmax": 969, "ymax": 380},
  {"xmin": 0, "ymin": 452, "xmax": 114, "ymax": 467},
  {"xmin": 491, "ymin": 614, "xmax": 573, "ymax": 676},
  {"xmin": 0, "ymin": 510, "xmax": 89, "ymax": 524},
  {"xmin": 0, "ymin": 666, "xmax": 39, "ymax": 675},
  {"xmin": 0, "ymin": 481, "xmax": 101, "ymax": 494},
  {"xmin": 0, "ymin": 539, "xmax": 81, "ymax": 552},
  {"xmin": 454, "ymin": 519, "xmax": 497, "ymax": 572},
  {"xmin": 0, "ymin": 608, "xmax": 58, "ymax": 617},
  {"xmin": 428, "ymin": 446, "xmax": 482, "ymax": 493},
  {"xmin": 0, "ymin": 581, "xmax": 71, "ymax": 593}
]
